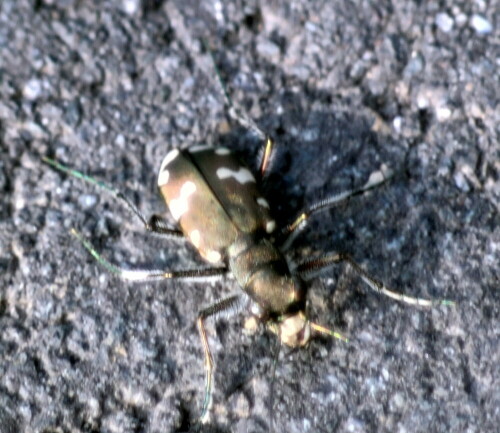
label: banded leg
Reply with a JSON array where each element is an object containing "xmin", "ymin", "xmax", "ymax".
[
  {"xmin": 296, "ymin": 252, "xmax": 454, "ymax": 307},
  {"xmin": 70, "ymin": 228, "xmax": 227, "ymax": 283},
  {"xmin": 281, "ymin": 165, "xmax": 393, "ymax": 249},
  {"xmin": 205, "ymin": 42, "xmax": 276, "ymax": 178},
  {"xmin": 196, "ymin": 294, "xmax": 243, "ymax": 423},
  {"xmin": 42, "ymin": 157, "xmax": 183, "ymax": 239}
]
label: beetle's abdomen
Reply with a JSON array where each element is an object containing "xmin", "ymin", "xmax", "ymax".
[{"xmin": 157, "ymin": 146, "xmax": 275, "ymax": 264}]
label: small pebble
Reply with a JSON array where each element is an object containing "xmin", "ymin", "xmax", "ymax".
[
  {"xmin": 454, "ymin": 171, "xmax": 470, "ymax": 192},
  {"xmin": 470, "ymin": 14, "xmax": 492, "ymax": 35},
  {"xmin": 122, "ymin": 0, "xmax": 139, "ymax": 15},
  {"xmin": 23, "ymin": 79, "xmax": 42, "ymax": 100},
  {"xmin": 435, "ymin": 13, "xmax": 454, "ymax": 33},
  {"xmin": 256, "ymin": 39, "xmax": 280, "ymax": 61},
  {"xmin": 436, "ymin": 106, "xmax": 452, "ymax": 122},
  {"xmin": 78, "ymin": 194, "xmax": 98, "ymax": 209},
  {"xmin": 393, "ymin": 116, "xmax": 403, "ymax": 133}
]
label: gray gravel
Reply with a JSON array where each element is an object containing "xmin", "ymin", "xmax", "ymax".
[{"xmin": 0, "ymin": 1, "xmax": 498, "ymax": 433}]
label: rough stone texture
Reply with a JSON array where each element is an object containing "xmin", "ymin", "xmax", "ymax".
[{"xmin": 0, "ymin": 1, "xmax": 498, "ymax": 433}]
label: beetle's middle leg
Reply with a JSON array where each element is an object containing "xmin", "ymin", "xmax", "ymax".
[
  {"xmin": 281, "ymin": 165, "xmax": 393, "ymax": 249},
  {"xmin": 295, "ymin": 252, "xmax": 454, "ymax": 307},
  {"xmin": 42, "ymin": 157, "xmax": 183, "ymax": 239},
  {"xmin": 70, "ymin": 228, "xmax": 227, "ymax": 283}
]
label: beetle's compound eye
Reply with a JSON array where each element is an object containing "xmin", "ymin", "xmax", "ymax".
[{"xmin": 279, "ymin": 312, "xmax": 311, "ymax": 347}]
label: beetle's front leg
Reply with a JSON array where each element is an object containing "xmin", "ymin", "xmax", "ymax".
[
  {"xmin": 196, "ymin": 294, "xmax": 243, "ymax": 423},
  {"xmin": 219, "ymin": 89, "xmax": 276, "ymax": 179},
  {"xmin": 295, "ymin": 252, "xmax": 454, "ymax": 307},
  {"xmin": 70, "ymin": 228, "xmax": 227, "ymax": 283},
  {"xmin": 204, "ymin": 42, "xmax": 276, "ymax": 180}
]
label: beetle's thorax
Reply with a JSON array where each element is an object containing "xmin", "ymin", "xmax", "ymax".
[{"xmin": 228, "ymin": 234, "xmax": 305, "ymax": 316}]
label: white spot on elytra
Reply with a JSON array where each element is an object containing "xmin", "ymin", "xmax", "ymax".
[
  {"xmin": 215, "ymin": 147, "xmax": 230, "ymax": 155},
  {"xmin": 257, "ymin": 197, "xmax": 270, "ymax": 209},
  {"xmin": 162, "ymin": 149, "xmax": 180, "ymax": 166},
  {"xmin": 190, "ymin": 229, "xmax": 201, "ymax": 248},
  {"xmin": 157, "ymin": 169, "xmax": 169, "ymax": 186},
  {"xmin": 266, "ymin": 220, "xmax": 276, "ymax": 233},
  {"xmin": 216, "ymin": 167, "xmax": 255, "ymax": 184},
  {"xmin": 169, "ymin": 181, "xmax": 196, "ymax": 221},
  {"xmin": 206, "ymin": 250, "xmax": 222, "ymax": 263},
  {"xmin": 158, "ymin": 149, "xmax": 179, "ymax": 186}
]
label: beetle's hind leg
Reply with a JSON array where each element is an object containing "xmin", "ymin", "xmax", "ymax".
[
  {"xmin": 196, "ymin": 294, "xmax": 243, "ymax": 423},
  {"xmin": 42, "ymin": 157, "xmax": 183, "ymax": 239},
  {"xmin": 295, "ymin": 252, "xmax": 454, "ymax": 307},
  {"xmin": 70, "ymin": 228, "xmax": 227, "ymax": 283},
  {"xmin": 281, "ymin": 165, "xmax": 393, "ymax": 249}
]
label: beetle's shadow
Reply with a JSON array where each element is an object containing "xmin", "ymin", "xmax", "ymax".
[{"xmin": 216, "ymin": 96, "xmax": 404, "ymax": 256}]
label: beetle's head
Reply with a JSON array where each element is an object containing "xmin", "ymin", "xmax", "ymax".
[
  {"xmin": 275, "ymin": 312, "xmax": 311, "ymax": 347},
  {"xmin": 269, "ymin": 312, "xmax": 349, "ymax": 348}
]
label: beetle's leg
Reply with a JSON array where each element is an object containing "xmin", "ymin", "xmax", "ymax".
[
  {"xmin": 196, "ymin": 294, "xmax": 243, "ymax": 423},
  {"xmin": 207, "ymin": 43, "xmax": 266, "ymax": 140},
  {"xmin": 220, "ymin": 85, "xmax": 275, "ymax": 177},
  {"xmin": 70, "ymin": 228, "xmax": 227, "ymax": 282},
  {"xmin": 257, "ymin": 136, "xmax": 276, "ymax": 178},
  {"xmin": 204, "ymin": 42, "xmax": 275, "ymax": 178},
  {"xmin": 281, "ymin": 165, "xmax": 393, "ymax": 249},
  {"xmin": 145, "ymin": 215, "xmax": 184, "ymax": 238},
  {"xmin": 42, "ymin": 157, "xmax": 183, "ymax": 239},
  {"xmin": 295, "ymin": 252, "xmax": 454, "ymax": 307}
]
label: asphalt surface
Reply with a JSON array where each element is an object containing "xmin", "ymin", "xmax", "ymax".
[{"xmin": 0, "ymin": 1, "xmax": 498, "ymax": 433}]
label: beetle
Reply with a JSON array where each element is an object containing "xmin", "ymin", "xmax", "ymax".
[
  {"xmin": 42, "ymin": 133, "xmax": 453, "ymax": 425},
  {"xmin": 42, "ymin": 48, "xmax": 452, "ymax": 428}
]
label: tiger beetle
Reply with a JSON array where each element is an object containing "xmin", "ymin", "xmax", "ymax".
[{"xmin": 42, "ymin": 54, "xmax": 453, "ymax": 428}]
